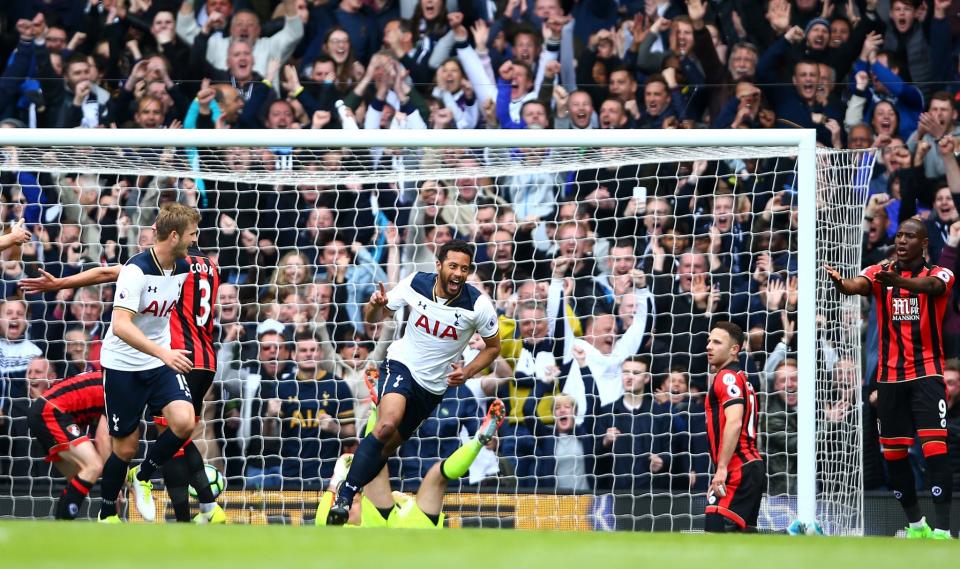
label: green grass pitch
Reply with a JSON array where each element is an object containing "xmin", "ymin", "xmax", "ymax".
[{"xmin": 0, "ymin": 521, "xmax": 954, "ymax": 569}]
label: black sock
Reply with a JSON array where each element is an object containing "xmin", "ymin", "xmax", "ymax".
[
  {"xmin": 338, "ymin": 434, "xmax": 387, "ymax": 504},
  {"xmin": 138, "ymin": 429, "xmax": 188, "ymax": 481},
  {"xmin": 886, "ymin": 457, "xmax": 922, "ymax": 523},
  {"xmin": 182, "ymin": 442, "xmax": 215, "ymax": 504},
  {"xmin": 424, "ymin": 512, "xmax": 440, "ymax": 526},
  {"xmin": 55, "ymin": 477, "xmax": 93, "ymax": 520},
  {"xmin": 163, "ymin": 456, "xmax": 192, "ymax": 522},
  {"xmin": 376, "ymin": 506, "xmax": 394, "ymax": 520},
  {"xmin": 704, "ymin": 513, "xmax": 729, "ymax": 533},
  {"xmin": 925, "ymin": 453, "xmax": 953, "ymax": 531},
  {"xmin": 99, "ymin": 453, "xmax": 130, "ymax": 519}
]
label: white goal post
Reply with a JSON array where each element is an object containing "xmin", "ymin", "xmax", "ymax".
[{"xmin": 0, "ymin": 127, "xmax": 868, "ymax": 534}]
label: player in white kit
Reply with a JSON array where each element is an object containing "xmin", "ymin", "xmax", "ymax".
[
  {"xmin": 95, "ymin": 204, "xmax": 217, "ymax": 523},
  {"xmin": 327, "ymin": 240, "xmax": 501, "ymax": 525}
]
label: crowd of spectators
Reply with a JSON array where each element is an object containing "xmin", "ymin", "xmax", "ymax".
[{"xmin": 1, "ymin": 0, "xmax": 960, "ymax": 500}]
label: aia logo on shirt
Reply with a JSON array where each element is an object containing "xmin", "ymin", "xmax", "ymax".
[
  {"xmin": 891, "ymin": 297, "xmax": 920, "ymax": 322},
  {"xmin": 143, "ymin": 300, "xmax": 177, "ymax": 317},
  {"xmin": 414, "ymin": 314, "xmax": 459, "ymax": 340}
]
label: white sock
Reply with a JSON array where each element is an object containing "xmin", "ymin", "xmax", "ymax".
[
  {"xmin": 199, "ymin": 502, "xmax": 216, "ymax": 514},
  {"xmin": 909, "ymin": 517, "xmax": 927, "ymax": 530}
]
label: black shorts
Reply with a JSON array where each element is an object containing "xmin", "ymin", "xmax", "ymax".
[
  {"xmin": 877, "ymin": 376, "xmax": 949, "ymax": 447},
  {"xmin": 377, "ymin": 359, "xmax": 445, "ymax": 440},
  {"xmin": 705, "ymin": 460, "xmax": 765, "ymax": 530},
  {"xmin": 150, "ymin": 369, "xmax": 216, "ymax": 421},
  {"xmin": 27, "ymin": 399, "xmax": 89, "ymax": 462},
  {"xmin": 103, "ymin": 365, "xmax": 192, "ymax": 437}
]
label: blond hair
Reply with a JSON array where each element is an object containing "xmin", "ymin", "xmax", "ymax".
[
  {"xmin": 155, "ymin": 203, "xmax": 200, "ymax": 241},
  {"xmin": 554, "ymin": 394, "xmax": 578, "ymax": 414}
]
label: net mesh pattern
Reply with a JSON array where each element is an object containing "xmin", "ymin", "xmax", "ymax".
[{"xmin": 0, "ymin": 142, "xmax": 871, "ymax": 534}]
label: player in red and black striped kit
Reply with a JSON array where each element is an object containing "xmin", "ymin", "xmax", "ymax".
[
  {"xmin": 27, "ymin": 370, "xmax": 111, "ymax": 520},
  {"xmin": 703, "ymin": 322, "xmax": 764, "ymax": 533},
  {"xmin": 153, "ymin": 245, "xmax": 221, "ymax": 522},
  {"xmin": 826, "ymin": 218, "xmax": 954, "ymax": 539},
  {"xmin": 22, "ymin": 245, "xmax": 222, "ymax": 523}
]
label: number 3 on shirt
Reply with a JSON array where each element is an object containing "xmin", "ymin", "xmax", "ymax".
[{"xmin": 195, "ymin": 278, "xmax": 212, "ymax": 327}]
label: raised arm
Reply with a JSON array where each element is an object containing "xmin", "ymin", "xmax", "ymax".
[
  {"xmin": 613, "ymin": 273, "xmax": 655, "ymax": 361},
  {"xmin": 364, "ymin": 282, "xmax": 395, "ymax": 325},
  {"xmin": 937, "ymin": 136, "xmax": 960, "ymax": 195},
  {"xmin": 0, "ymin": 219, "xmax": 32, "ymax": 254},
  {"xmin": 21, "ymin": 264, "xmax": 122, "ymax": 294}
]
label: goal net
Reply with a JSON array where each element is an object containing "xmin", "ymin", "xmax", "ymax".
[{"xmin": 0, "ymin": 130, "xmax": 871, "ymax": 534}]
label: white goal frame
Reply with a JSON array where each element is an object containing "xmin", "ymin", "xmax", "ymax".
[{"xmin": 0, "ymin": 127, "xmax": 823, "ymax": 530}]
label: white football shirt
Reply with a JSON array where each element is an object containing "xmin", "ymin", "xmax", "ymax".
[
  {"xmin": 385, "ymin": 272, "xmax": 498, "ymax": 394},
  {"xmin": 101, "ymin": 249, "xmax": 189, "ymax": 371}
]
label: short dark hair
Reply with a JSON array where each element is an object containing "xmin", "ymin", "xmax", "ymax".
[
  {"xmin": 310, "ymin": 54, "xmax": 335, "ymax": 67},
  {"xmin": 437, "ymin": 239, "xmax": 475, "ymax": 263},
  {"xmin": 510, "ymin": 24, "xmax": 542, "ymax": 46},
  {"xmin": 900, "ymin": 216, "xmax": 929, "ymax": 239},
  {"xmin": 609, "ymin": 65, "xmax": 635, "ymax": 81},
  {"xmin": 712, "ymin": 321, "xmax": 745, "ymax": 349},
  {"xmin": 511, "ymin": 60, "xmax": 534, "ymax": 82},
  {"xmin": 65, "ymin": 52, "xmax": 89, "ymax": 70},
  {"xmin": 385, "ymin": 18, "xmax": 413, "ymax": 35},
  {"xmin": 930, "ymin": 91, "xmax": 954, "ymax": 108},
  {"xmin": 521, "ymin": 99, "xmax": 548, "ymax": 114},
  {"xmin": 644, "ymin": 73, "xmax": 669, "ymax": 91},
  {"xmin": 623, "ymin": 355, "xmax": 650, "ymax": 369},
  {"xmin": 294, "ymin": 331, "xmax": 319, "ymax": 344}
]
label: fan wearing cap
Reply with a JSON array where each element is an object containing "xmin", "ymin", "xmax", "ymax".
[{"xmin": 804, "ymin": 18, "xmax": 831, "ymax": 52}]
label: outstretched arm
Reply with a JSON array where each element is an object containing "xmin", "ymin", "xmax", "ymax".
[
  {"xmin": 21, "ymin": 265, "xmax": 122, "ymax": 294},
  {"xmin": 823, "ymin": 264, "xmax": 871, "ymax": 296}
]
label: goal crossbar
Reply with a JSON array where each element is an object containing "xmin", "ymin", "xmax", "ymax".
[{"xmin": 0, "ymin": 127, "xmax": 817, "ymax": 149}]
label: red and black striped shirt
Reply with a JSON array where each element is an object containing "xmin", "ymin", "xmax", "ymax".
[
  {"xmin": 41, "ymin": 371, "xmax": 104, "ymax": 428},
  {"xmin": 861, "ymin": 262, "xmax": 955, "ymax": 383},
  {"xmin": 705, "ymin": 364, "xmax": 762, "ymax": 471},
  {"xmin": 169, "ymin": 250, "xmax": 220, "ymax": 371}
]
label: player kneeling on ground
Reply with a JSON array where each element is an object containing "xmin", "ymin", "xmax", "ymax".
[{"xmin": 28, "ymin": 371, "xmax": 111, "ymax": 520}]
